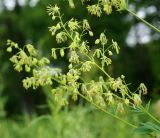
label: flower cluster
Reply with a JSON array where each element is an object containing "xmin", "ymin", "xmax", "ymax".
[
  {"xmin": 6, "ymin": 5, "xmax": 146, "ymax": 111},
  {"xmin": 83, "ymin": 0, "xmax": 128, "ymax": 17},
  {"xmin": 7, "ymin": 41, "xmax": 39, "ymax": 72},
  {"xmin": 23, "ymin": 67, "xmax": 61, "ymax": 89}
]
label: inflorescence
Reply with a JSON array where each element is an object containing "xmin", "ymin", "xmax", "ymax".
[{"xmin": 6, "ymin": 4, "xmax": 147, "ymax": 113}]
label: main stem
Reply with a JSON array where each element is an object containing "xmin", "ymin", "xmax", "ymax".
[
  {"xmin": 127, "ymin": 9, "xmax": 160, "ymax": 33},
  {"xmin": 126, "ymin": 8, "xmax": 160, "ymax": 124}
]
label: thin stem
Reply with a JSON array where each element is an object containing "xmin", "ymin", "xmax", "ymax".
[
  {"xmin": 104, "ymin": 44, "xmax": 113, "ymax": 53},
  {"xmin": 58, "ymin": 12, "xmax": 74, "ymax": 41},
  {"xmin": 127, "ymin": 9, "xmax": 160, "ymax": 33},
  {"xmin": 78, "ymin": 92, "xmax": 137, "ymax": 128},
  {"xmin": 93, "ymin": 62, "xmax": 111, "ymax": 78},
  {"xmin": 102, "ymin": 45, "xmax": 105, "ymax": 57}
]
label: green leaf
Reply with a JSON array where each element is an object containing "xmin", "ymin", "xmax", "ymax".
[
  {"xmin": 134, "ymin": 122, "xmax": 160, "ymax": 134},
  {"xmin": 145, "ymin": 100, "xmax": 151, "ymax": 111},
  {"xmin": 129, "ymin": 106, "xmax": 144, "ymax": 115}
]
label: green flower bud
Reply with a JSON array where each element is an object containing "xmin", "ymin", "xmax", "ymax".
[
  {"xmin": 95, "ymin": 39, "xmax": 100, "ymax": 44},
  {"xmin": 68, "ymin": 0, "xmax": 75, "ymax": 8},
  {"xmin": 32, "ymin": 58, "xmax": 38, "ymax": 65},
  {"xmin": 139, "ymin": 83, "xmax": 147, "ymax": 95},
  {"xmin": 68, "ymin": 63, "xmax": 73, "ymax": 69},
  {"xmin": 93, "ymin": 49, "xmax": 101, "ymax": 58},
  {"xmin": 112, "ymin": 40, "xmax": 120, "ymax": 54},
  {"xmin": 121, "ymin": 75, "xmax": 125, "ymax": 79},
  {"xmin": 14, "ymin": 43, "xmax": 18, "ymax": 48},
  {"xmin": 7, "ymin": 47, "xmax": 12, "ymax": 52},
  {"xmin": 89, "ymin": 31, "xmax": 93, "ymax": 36},
  {"xmin": 124, "ymin": 99, "xmax": 129, "ymax": 105},
  {"xmin": 25, "ymin": 65, "xmax": 31, "ymax": 72},
  {"xmin": 52, "ymin": 48, "xmax": 57, "ymax": 59},
  {"xmin": 10, "ymin": 56, "xmax": 18, "ymax": 63},
  {"xmin": 14, "ymin": 64, "xmax": 23, "ymax": 72},
  {"xmin": 108, "ymin": 50, "xmax": 113, "ymax": 56},
  {"xmin": 56, "ymin": 23, "xmax": 61, "ymax": 29},
  {"xmin": 60, "ymin": 48, "xmax": 65, "ymax": 57},
  {"xmin": 103, "ymin": 4, "xmax": 112, "ymax": 15},
  {"xmin": 26, "ymin": 44, "xmax": 37, "ymax": 56},
  {"xmin": 83, "ymin": 19, "xmax": 91, "ymax": 30},
  {"xmin": 52, "ymin": 15, "xmax": 56, "ymax": 20},
  {"xmin": 100, "ymin": 33, "xmax": 107, "ymax": 45},
  {"xmin": 133, "ymin": 94, "xmax": 142, "ymax": 106},
  {"xmin": 81, "ymin": 61, "xmax": 92, "ymax": 72}
]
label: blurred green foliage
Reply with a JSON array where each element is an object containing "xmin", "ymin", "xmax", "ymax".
[{"xmin": 0, "ymin": 106, "xmax": 147, "ymax": 138}]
